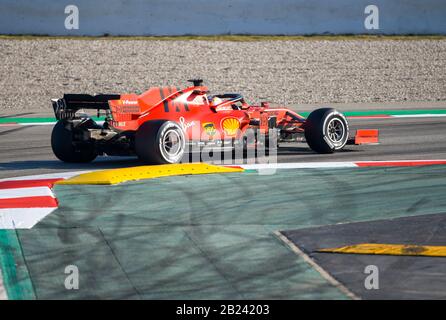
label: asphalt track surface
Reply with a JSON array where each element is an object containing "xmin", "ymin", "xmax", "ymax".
[
  {"xmin": 281, "ymin": 212, "xmax": 446, "ymax": 299},
  {"xmin": 1, "ymin": 116, "xmax": 446, "ymax": 179}
]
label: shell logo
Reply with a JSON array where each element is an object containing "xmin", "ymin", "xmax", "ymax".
[{"xmin": 221, "ymin": 118, "xmax": 240, "ymax": 136}]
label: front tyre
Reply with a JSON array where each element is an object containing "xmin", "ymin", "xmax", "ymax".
[
  {"xmin": 304, "ymin": 108, "xmax": 349, "ymax": 154},
  {"xmin": 51, "ymin": 120, "xmax": 97, "ymax": 163},
  {"xmin": 135, "ymin": 120, "xmax": 186, "ymax": 164}
]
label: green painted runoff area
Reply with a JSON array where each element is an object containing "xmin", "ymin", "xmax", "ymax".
[{"xmin": 3, "ymin": 165, "xmax": 446, "ymax": 299}]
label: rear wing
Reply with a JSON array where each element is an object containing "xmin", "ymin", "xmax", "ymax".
[{"xmin": 52, "ymin": 94, "xmax": 120, "ymax": 120}]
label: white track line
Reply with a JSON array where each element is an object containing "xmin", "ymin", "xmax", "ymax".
[
  {"xmin": 392, "ymin": 114, "xmax": 446, "ymax": 118},
  {"xmin": 20, "ymin": 122, "xmax": 56, "ymax": 126},
  {"xmin": 356, "ymin": 159, "xmax": 446, "ymax": 163},
  {"xmin": 0, "ymin": 187, "xmax": 55, "ymax": 200},
  {"xmin": 240, "ymin": 159, "xmax": 446, "ymax": 170},
  {"xmin": 0, "ymin": 171, "xmax": 93, "ymax": 182},
  {"xmin": 275, "ymin": 231, "xmax": 359, "ymax": 300},
  {"xmin": 18, "ymin": 121, "xmax": 105, "ymax": 126},
  {"xmin": 240, "ymin": 162, "xmax": 357, "ymax": 170}
]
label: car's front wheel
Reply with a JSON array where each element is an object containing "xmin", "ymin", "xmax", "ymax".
[
  {"xmin": 304, "ymin": 108, "xmax": 349, "ymax": 153},
  {"xmin": 135, "ymin": 120, "xmax": 186, "ymax": 164}
]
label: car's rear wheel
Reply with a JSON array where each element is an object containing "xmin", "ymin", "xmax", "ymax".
[
  {"xmin": 304, "ymin": 108, "xmax": 349, "ymax": 153},
  {"xmin": 135, "ymin": 120, "xmax": 186, "ymax": 164},
  {"xmin": 51, "ymin": 120, "xmax": 97, "ymax": 163}
]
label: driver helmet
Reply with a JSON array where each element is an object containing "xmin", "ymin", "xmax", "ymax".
[{"xmin": 210, "ymin": 96, "xmax": 223, "ymax": 106}]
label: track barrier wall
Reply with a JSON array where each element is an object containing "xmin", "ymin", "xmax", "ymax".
[{"xmin": 1, "ymin": 0, "xmax": 446, "ymax": 36}]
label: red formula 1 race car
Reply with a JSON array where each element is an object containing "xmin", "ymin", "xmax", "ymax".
[{"xmin": 51, "ymin": 79, "xmax": 378, "ymax": 164}]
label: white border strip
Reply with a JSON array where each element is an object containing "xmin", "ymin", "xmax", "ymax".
[
  {"xmin": 240, "ymin": 162, "xmax": 357, "ymax": 170},
  {"xmin": 239, "ymin": 159, "xmax": 446, "ymax": 170},
  {"xmin": 0, "ymin": 208, "xmax": 57, "ymax": 229},
  {"xmin": 355, "ymin": 159, "xmax": 446, "ymax": 163},
  {"xmin": 3, "ymin": 121, "xmax": 106, "ymax": 127},
  {"xmin": 0, "ymin": 187, "xmax": 55, "ymax": 200},
  {"xmin": 20, "ymin": 122, "xmax": 56, "ymax": 126},
  {"xmin": 0, "ymin": 170, "xmax": 94, "ymax": 182},
  {"xmin": 392, "ymin": 114, "xmax": 446, "ymax": 118}
]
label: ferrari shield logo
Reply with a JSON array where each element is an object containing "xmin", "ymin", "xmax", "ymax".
[{"xmin": 202, "ymin": 122, "xmax": 216, "ymax": 136}]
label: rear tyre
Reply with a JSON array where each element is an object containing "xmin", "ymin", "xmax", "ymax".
[
  {"xmin": 304, "ymin": 108, "xmax": 349, "ymax": 154},
  {"xmin": 51, "ymin": 120, "xmax": 97, "ymax": 163},
  {"xmin": 135, "ymin": 120, "xmax": 186, "ymax": 164}
]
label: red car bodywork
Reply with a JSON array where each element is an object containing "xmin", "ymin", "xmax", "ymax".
[{"xmin": 107, "ymin": 84, "xmax": 304, "ymax": 142}]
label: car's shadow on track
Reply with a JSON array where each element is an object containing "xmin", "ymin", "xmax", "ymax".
[
  {"xmin": 277, "ymin": 146, "xmax": 359, "ymax": 154},
  {"xmin": 0, "ymin": 156, "xmax": 142, "ymax": 171},
  {"xmin": 0, "ymin": 147, "xmax": 361, "ymax": 172}
]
